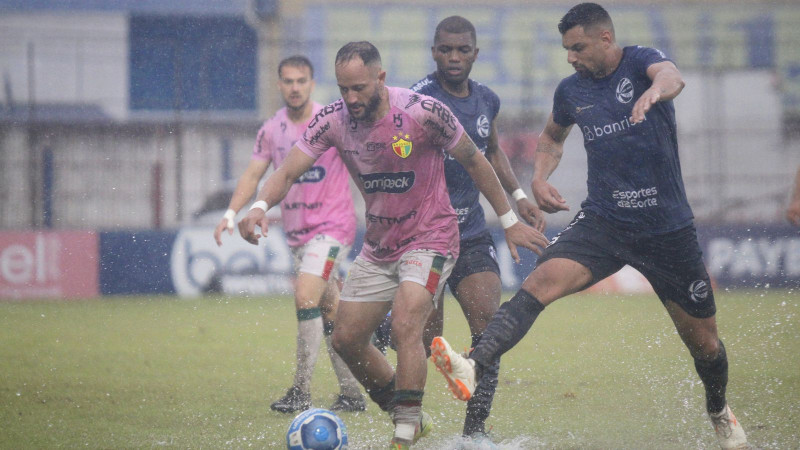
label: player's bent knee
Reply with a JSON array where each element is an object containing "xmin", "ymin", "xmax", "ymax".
[
  {"xmin": 330, "ymin": 331, "xmax": 352, "ymax": 355},
  {"xmin": 522, "ymin": 260, "xmax": 592, "ymax": 304},
  {"xmin": 389, "ymin": 324, "xmax": 423, "ymax": 349},
  {"xmin": 331, "ymin": 328, "xmax": 369, "ymax": 357}
]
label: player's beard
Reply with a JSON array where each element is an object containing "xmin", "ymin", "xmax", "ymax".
[
  {"xmin": 350, "ymin": 89, "xmax": 382, "ymax": 122},
  {"xmin": 573, "ymin": 64, "xmax": 591, "ymax": 78}
]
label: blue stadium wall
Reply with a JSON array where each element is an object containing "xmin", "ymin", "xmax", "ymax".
[{"xmin": 95, "ymin": 225, "xmax": 800, "ymax": 296}]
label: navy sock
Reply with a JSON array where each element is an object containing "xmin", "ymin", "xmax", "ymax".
[
  {"xmin": 367, "ymin": 376, "xmax": 395, "ymax": 412},
  {"xmin": 463, "ymin": 332, "xmax": 500, "ymax": 436},
  {"xmin": 694, "ymin": 340, "xmax": 728, "ymax": 414},
  {"xmin": 470, "ymin": 289, "xmax": 545, "ymax": 369}
]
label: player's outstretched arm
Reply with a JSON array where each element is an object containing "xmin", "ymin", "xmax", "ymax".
[
  {"xmin": 631, "ymin": 61, "xmax": 685, "ymax": 124},
  {"xmin": 449, "ymin": 133, "xmax": 549, "ymax": 262},
  {"xmin": 532, "ymin": 115, "xmax": 572, "ymax": 214},
  {"xmin": 485, "ymin": 120, "xmax": 545, "ymax": 232},
  {"xmin": 214, "ymin": 159, "xmax": 270, "ymax": 246},
  {"xmin": 238, "ymin": 147, "xmax": 316, "ymax": 245}
]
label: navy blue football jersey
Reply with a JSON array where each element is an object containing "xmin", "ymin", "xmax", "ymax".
[
  {"xmin": 411, "ymin": 73, "xmax": 501, "ymax": 240},
  {"xmin": 552, "ymin": 46, "xmax": 693, "ymax": 232}
]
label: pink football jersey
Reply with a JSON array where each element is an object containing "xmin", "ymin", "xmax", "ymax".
[
  {"xmin": 295, "ymin": 87, "xmax": 465, "ymax": 263},
  {"xmin": 252, "ymin": 103, "xmax": 356, "ymax": 248}
]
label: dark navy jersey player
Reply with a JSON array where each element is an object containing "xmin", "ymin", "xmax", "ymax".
[
  {"xmin": 552, "ymin": 44, "xmax": 693, "ymax": 231},
  {"xmin": 377, "ymin": 15, "xmax": 544, "ymax": 445},
  {"xmin": 429, "ymin": 4, "xmax": 749, "ymax": 449}
]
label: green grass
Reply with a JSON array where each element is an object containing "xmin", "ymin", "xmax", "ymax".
[{"xmin": 1, "ymin": 290, "xmax": 798, "ymax": 449}]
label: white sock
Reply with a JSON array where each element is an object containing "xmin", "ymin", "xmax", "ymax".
[{"xmin": 294, "ymin": 313, "xmax": 323, "ymax": 392}]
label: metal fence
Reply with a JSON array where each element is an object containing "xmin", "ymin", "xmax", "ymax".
[{"xmin": 2, "ymin": 72, "xmax": 797, "ymax": 232}]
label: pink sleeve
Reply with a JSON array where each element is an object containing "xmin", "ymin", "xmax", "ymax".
[
  {"xmin": 251, "ymin": 123, "xmax": 272, "ymax": 162},
  {"xmin": 295, "ymin": 100, "xmax": 344, "ymax": 159}
]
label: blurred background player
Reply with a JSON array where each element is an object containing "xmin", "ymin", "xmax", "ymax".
[
  {"xmin": 786, "ymin": 166, "xmax": 800, "ymax": 226},
  {"xmin": 430, "ymin": 4, "xmax": 749, "ymax": 449},
  {"xmin": 213, "ymin": 55, "xmax": 365, "ymax": 413},
  {"xmin": 401, "ymin": 15, "xmax": 545, "ymax": 445},
  {"xmin": 238, "ymin": 41, "xmax": 548, "ymax": 448}
]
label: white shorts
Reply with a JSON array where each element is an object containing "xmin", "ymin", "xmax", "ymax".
[
  {"xmin": 340, "ymin": 249, "xmax": 455, "ymax": 305},
  {"xmin": 291, "ymin": 234, "xmax": 350, "ymax": 281}
]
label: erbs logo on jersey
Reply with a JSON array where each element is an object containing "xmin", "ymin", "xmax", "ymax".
[
  {"xmin": 296, "ymin": 166, "xmax": 326, "ymax": 183},
  {"xmin": 477, "ymin": 115, "xmax": 490, "ymax": 138},
  {"xmin": 616, "ymin": 77, "xmax": 634, "ymax": 103},
  {"xmin": 359, "ymin": 171, "xmax": 415, "ymax": 194}
]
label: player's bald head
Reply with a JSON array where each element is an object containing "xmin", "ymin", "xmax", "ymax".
[
  {"xmin": 434, "ymin": 16, "xmax": 476, "ymax": 46},
  {"xmin": 558, "ymin": 2, "xmax": 615, "ymax": 39},
  {"xmin": 335, "ymin": 41, "xmax": 382, "ymax": 70}
]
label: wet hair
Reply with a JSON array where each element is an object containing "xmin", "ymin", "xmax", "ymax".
[
  {"xmin": 278, "ymin": 55, "xmax": 314, "ymax": 79},
  {"xmin": 558, "ymin": 3, "xmax": 614, "ymax": 36},
  {"xmin": 434, "ymin": 16, "xmax": 476, "ymax": 45},
  {"xmin": 335, "ymin": 41, "xmax": 382, "ymax": 67}
]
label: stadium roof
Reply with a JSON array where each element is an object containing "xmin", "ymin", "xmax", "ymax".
[{"xmin": 0, "ymin": 0, "xmax": 248, "ymax": 15}]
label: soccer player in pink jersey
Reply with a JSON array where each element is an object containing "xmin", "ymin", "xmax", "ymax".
[
  {"xmin": 213, "ymin": 55, "xmax": 365, "ymax": 414},
  {"xmin": 238, "ymin": 42, "xmax": 549, "ymax": 448}
]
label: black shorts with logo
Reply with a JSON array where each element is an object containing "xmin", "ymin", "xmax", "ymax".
[
  {"xmin": 447, "ymin": 230, "xmax": 501, "ymax": 293},
  {"xmin": 537, "ymin": 210, "xmax": 716, "ymax": 318}
]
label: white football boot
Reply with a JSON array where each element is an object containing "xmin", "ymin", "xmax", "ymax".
[
  {"xmin": 430, "ymin": 336, "xmax": 477, "ymax": 401},
  {"xmin": 709, "ymin": 404, "xmax": 749, "ymax": 449}
]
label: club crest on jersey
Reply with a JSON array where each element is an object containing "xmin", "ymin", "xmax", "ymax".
[
  {"xmin": 392, "ymin": 134, "xmax": 413, "ymax": 158},
  {"xmin": 477, "ymin": 115, "xmax": 490, "ymax": 138},
  {"xmin": 616, "ymin": 77, "xmax": 634, "ymax": 103}
]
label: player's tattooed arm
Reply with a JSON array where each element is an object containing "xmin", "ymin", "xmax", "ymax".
[
  {"xmin": 535, "ymin": 115, "xmax": 570, "ymax": 168},
  {"xmin": 532, "ymin": 115, "xmax": 572, "ymax": 213},
  {"xmin": 454, "ymin": 135, "xmax": 477, "ymax": 158}
]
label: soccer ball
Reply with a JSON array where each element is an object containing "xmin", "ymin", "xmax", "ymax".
[{"xmin": 286, "ymin": 408, "xmax": 348, "ymax": 450}]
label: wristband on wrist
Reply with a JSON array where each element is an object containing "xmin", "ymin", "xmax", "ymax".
[
  {"xmin": 511, "ymin": 188, "xmax": 528, "ymax": 201},
  {"xmin": 499, "ymin": 209, "xmax": 519, "ymax": 229},
  {"xmin": 249, "ymin": 200, "xmax": 269, "ymax": 212},
  {"xmin": 223, "ymin": 209, "xmax": 236, "ymax": 229}
]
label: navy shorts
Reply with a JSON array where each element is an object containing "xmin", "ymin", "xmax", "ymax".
[
  {"xmin": 447, "ymin": 230, "xmax": 501, "ymax": 293},
  {"xmin": 537, "ymin": 210, "xmax": 716, "ymax": 318}
]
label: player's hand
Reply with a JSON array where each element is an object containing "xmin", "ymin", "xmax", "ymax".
[
  {"xmin": 532, "ymin": 179, "xmax": 569, "ymax": 214},
  {"xmin": 787, "ymin": 200, "xmax": 800, "ymax": 226},
  {"xmin": 503, "ymin": 221, "xmax": 549, "ymax": 263},
  {"xmin": 631, "ymin": 88, "xmax": 660, "ymax": 123},
  {"xmin": 213, "ymin": 218, "xmax": 234, "ymax": 246},
  {"xmin": 516, "ymin": 198, "xmax": 546, "ymax": 232},
  {"xmin": 238, "ymin": 209, "xmax": 269, "ymax": 245}
]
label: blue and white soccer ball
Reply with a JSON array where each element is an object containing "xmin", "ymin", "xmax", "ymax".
[{"xmin": 286, "ymin": 408, "xmax": 348, "ymax": 450}]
